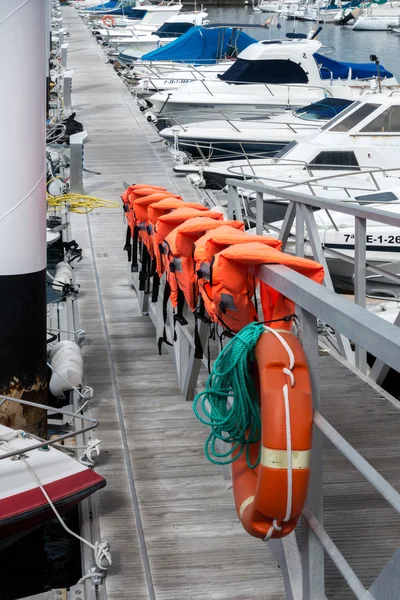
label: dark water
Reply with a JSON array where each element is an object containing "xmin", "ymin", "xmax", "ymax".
[{"xmin": 205, "ymin": 6, "xmax": 400, "ymax": 78}]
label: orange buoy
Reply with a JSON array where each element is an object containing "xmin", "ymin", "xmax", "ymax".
[
  {"xmin": 232, "ymin": 329, "xmax": 313, "ymax": 540},
  {"xmin": 102, "ymin": 15, "xmax": 115, "ymax": 27}
]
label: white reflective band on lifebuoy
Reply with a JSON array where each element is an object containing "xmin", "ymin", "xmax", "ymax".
[
  {"xmin": 239, "ymin": 496, "xmax": 254, "ymax": 520},
  {"xmin": 261, "ymin": 447, "xmax": 311, "ymax": 470}
]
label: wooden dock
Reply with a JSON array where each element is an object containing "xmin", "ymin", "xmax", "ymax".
[{"xmin": 64, "ymin": 7, "xmax": 400, "ymax": 600}]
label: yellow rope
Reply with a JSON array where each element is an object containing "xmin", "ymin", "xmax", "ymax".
[{"xmin": 47, "ymin": 192, "xmax": 120, "ymax": 214}]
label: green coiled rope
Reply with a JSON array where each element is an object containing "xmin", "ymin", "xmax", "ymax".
[{"xmin": 193, "ymin": 322, "xmax": 265, "ymax": 469}]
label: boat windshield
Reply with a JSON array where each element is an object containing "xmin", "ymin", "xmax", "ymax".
[
  {"xmin": 328, "ymin": 103, "xmax": 381, "ymax": 132},
  {"xmin": 295, "ymin": 98, "xmax": 354, "ymax": 122},
  {"xmin": 273, "ymin": 140, "xmax": 298, "ymax": 162},
  {"xmin": 360, "ymin": 105, "xmax": 400, "ymax": 133}
]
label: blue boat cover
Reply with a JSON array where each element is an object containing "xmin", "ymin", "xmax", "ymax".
[
  {"xmin": 315, "ymin": 53, "xmax": 393, "ymax": 80},
  {"xmin": 141, "ymin": 27, "xmax": 257, "ymax": 64},
  {"xmin": 84, "ymin": 1, "xmax": 119, "ymax": 11},
  {"xmin": 85, "ymin": 1, "xmax": 146, "ymax": 17}
]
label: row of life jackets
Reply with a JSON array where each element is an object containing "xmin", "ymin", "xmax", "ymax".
[{"xmin": 121, "ymin": 184, "xmax": 325, "ymax": 342}]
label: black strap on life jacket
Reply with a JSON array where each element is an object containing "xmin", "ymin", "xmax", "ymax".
[
  {"xmin": 157, "ymin": 280, "xmax": 173, "ymax": 355},
  {"xmin": 194, "ymin": 317, "xmax": 204, "ymax": 360},
  {"xmin": 152, "ymin": 269, "xmax": 160, "ymax": 303},
  {"xmin": 124, "ymin": 225, "xmax": 132, "ymax": 262},
  {"xmin": 173, "ymin": 288, "xmax": 188, "ymax": 342},
  {"xmin": 131, "ymin": 225, "xmax": 139, "ymax": 273},
  {"xmin": 193, "ymin": 296, "xmax": 212, "ymax": 360},
  {"xmin": 138, "ymin": 242, "xmax": 149, "ymax": 291}
]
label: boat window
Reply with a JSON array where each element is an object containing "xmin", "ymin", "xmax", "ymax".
[
  {"xmin": 360, "ymin": 105, "xmax": 400, "ymax": 133},
  {"xmin": 273, "ymin": 140, "xmax": 298, "ymax": 161},
  {"xmin": 355, "ymin": 191, "xmax": 398, "ymax": 203},
  {"xmin": 218, "ymin": 58, "xmax": 309, "ymax": 85},
  {"xmin": 308, "ymin": 151, "xmax": 360, "ymax": 170},
  {"xmin": 320, "ymin": 101, "xmax": 360, "ymax": 130},
  {"xmin": 296, "ymin": 98, "xmax": 354, "ymax": 122},
  {"xmin": 329, "ymin": 103, "xmax": 380, "ymax": 132},
  {"xmin": 153, "ymin": 22, "xmax": 193, "ymax": 38}
]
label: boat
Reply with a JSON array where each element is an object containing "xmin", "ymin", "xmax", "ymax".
[
  {"xmin": 147, "ymin": 39, "xmax": 396, "ymax": 120},
  {"xmin": 80, "ymin": 0, "xmax": 181, "ymax": 18},
  {"xmin": 352, "ymin": 0, "xmax": 400, "ymax": 29},
  {"xmin": 158, "ymin": 98, "xmax": 353, "ymax": 160},
  {"xmin": 0, "ymin": 423, "xmax": 106, "ymax": 549},
  {"xmin": 91, "ymin": 4, "xmax": 187, "ymax": 39},
  {"xmin": 258, "ymin": 0, "xmax": 299, "ymax": 13},
  {"xmin": 124, "ymin": 26, "xmax": 256, "ymax": 81},
  {"xmin": 174, "ymin": 93, "xmax": 400, "ymax": 191},
  {"xmin": 107, "ymin": 14, "xmax": 208, "ymax": 60},
  {"xmin": 131, "ymin": 63, "xmax": 232, "ymax": 93}
]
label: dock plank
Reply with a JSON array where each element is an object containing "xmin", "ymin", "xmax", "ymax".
[
  {"xmin": 64, "ymin": 7, "xmax": 400, "ymax": 600},
  {"xmin": 64, "ymin": 7, "xmax": 285, "ymax": 600}
]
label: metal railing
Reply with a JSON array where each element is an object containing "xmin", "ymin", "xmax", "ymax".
[
  {"xmin": 225, "ymin": 178, "xmax": 400, "ymax": 599},
  {"xmin": 126, "ymin": 173, "xmax": 400, "ymax": 598}
]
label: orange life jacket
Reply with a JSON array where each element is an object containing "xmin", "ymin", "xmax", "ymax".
[
  {"xmin": 148, "ymin": 200, "xmax": 209, "ymax": 276},
  {"xmin": 154, "ymin": 207, "xmax": 222, "ymax": 280},
  {"xmin": 193, "ymin": 227, "xmax": 282, "ymax": 330},
  {"xmin": 165, "ymin": 218, "xmax": 244, "ymax": 312},
  {"xmin": 122, "ymin": 184, "xmax": 166, "ymax": 232},
  {"xmin": 132, "ymin": 193, "xmax": 181, "ymax": 257},
  {"xmin": 203, "ymin": 241, "xmax": 324, "ymax": 333}
]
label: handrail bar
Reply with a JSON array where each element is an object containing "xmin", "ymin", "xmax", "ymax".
[
  {"xmin": 226, "ymin": 178, "xmax": 400, "ymax": 228},
  {"xmin": 258, "ymin": 264, "xmax": 400, "ymax": 372},
  {"xmin": 0, "ymin": 395, "xmax": 99, "ymax": 461}
]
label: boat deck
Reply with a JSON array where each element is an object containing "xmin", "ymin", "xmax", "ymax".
[{"xmin": 64, "ymin": 7, "xmax": 400, "ymax": 600}]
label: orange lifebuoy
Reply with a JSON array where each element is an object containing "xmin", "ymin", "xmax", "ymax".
[
  {"xmin": 232, "ymin": 329, "xmax": 313, "ymax": 540},
  {"xmin": 102, "ymin": 15, "xmax": 115, "ymax": 27}
]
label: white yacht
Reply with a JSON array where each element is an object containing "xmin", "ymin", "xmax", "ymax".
[
  {"xmin": 92, "ymin": 4, "xmax": 186, "ymax": 39},
  {"xmin": 352, "ymin": 0, "xmax": 400, "ymax": 29},
  {"xmin": 258, "ymin": 0, "xmax": 298, "ymax": 13},
  {"xmin": 174, "ymin": 93, "xmax": 400, "ymax": 191},
  {"xmin": 147, "ymin": 39, "xmax": 397, "ymax": 119},
  {"xmin": 158, "ymin": 98, "xmax": 353, "ymax": 160},
  {"xmin": 106, "ymin": 13, "xmax": 207, "ymax": 60}
]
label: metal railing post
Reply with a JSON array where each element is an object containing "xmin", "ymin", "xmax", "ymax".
[
  {"xmin": 278, "ymin": 201, "xmax": 296, "ymax": 250},
  {"xmin": 296, "ymin": 204, "xmax": 305, "ymax": 258},
  {"xmin": 256, "ymin": 192, "xmax": 264, "ymax": 235},
  {"xmin": 300, "ymin": 309, "xmax": 325, "ymax": 599},
  {"xmin": 60, "ymin": 42, "xmax": 68, "ymax": 71},
  {"xmin": 63, "ymin": 70, "xmax": 73, "ymax": 114},
  {"xmin": 69, "ymin": 131, "xmax": 88, "ymax": 194},
  {"xmin": 354, "ymin": 217, "xmax": 367, "ymax": 373},
  {"xmin": 227, "ymin": 184, "xmax": 242, "ymax": 221}
]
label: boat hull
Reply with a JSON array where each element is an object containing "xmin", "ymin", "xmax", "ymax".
[
  {"xmin": 0, "ymin": 469, "xmax": 105, "ymax": 544},
  {"xmin": 167, "ymin": 137, "xmax": 287, "ymax": 160},
  {"xmin": 353, "ymin": 15, "xmax": 397, "ymax": 30}
]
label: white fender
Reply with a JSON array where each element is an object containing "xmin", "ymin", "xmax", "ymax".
[
  {"xmin": 50, "ymin": 340, "xmax": 82, "ymax": 360},
  {"xmin": 49, "ymin": 366, "xmax": 84, "ymax": 397}
]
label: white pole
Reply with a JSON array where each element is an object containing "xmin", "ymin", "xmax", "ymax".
[{"xmin": 0, "ymin": 0, "xmax": 47, "ymax": 435}]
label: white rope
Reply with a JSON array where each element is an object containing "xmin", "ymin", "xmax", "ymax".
[
  {"xmin": 262, "ymin": 326, "xmax": 296, "ymax": 541},
  {"xmin": 264, "ymin": 519, "xmax": 283, "ymax": 542},
  {"xmin": 0, "ymin": 429, "xmax": 26, "ymax": 443},
  {"xmin": 78, "ymin": 438, "xmax": 101, "ymax": 467},
  {"xmin": 47, "ymin": 361, "xmax": 94, "ymax": 401},
  {"xmin": 0, "ymin": 431, "xmax": 111, "ymax": 575}
]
